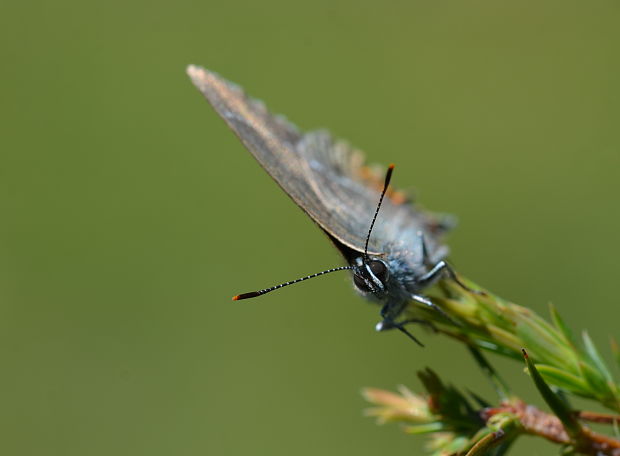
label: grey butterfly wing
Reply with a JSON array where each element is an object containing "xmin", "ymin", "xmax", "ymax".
[
  {"xmin": 297, "ymin": 130, "xmax": 448, "ymax": 260},
  {"xmin": 187, "ymin": 65, "xmax": 448, "ymax": 257},
  {"xmin": 187, "ymin": 65, "xmax": 323, "ymax": 216}
]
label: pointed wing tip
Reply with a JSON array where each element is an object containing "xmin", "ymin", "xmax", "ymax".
[
  {"xmin": 186, "ymin": 65, "xmax": 244, "ymax": 102},
  {"xmin": 186, "ymin": 65, "xmax": 229, "ymax": 91},
  {"xmin": 186, "ymin": 63, "xmax": 200, "ymax": 73},
  {"xmin": 186, "ymin": 64, "xmax": 211, "ymax": 86}
]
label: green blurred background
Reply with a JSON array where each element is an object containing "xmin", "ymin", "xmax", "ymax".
[{"xmin": 1, "ymin": 1, "xmax": 619, "ymax": 455}]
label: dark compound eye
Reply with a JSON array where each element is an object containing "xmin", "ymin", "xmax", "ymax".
[
  {"xmin": 353, "ymin": 260, "xmax": 389, "ymax": 293},
  {"xmin": 368, "ymin": 260, "xmax": 388, "ymax": 283},
  {"xmin": 353, "ymin": 273, "xmax": 372, "ymax": 292}
]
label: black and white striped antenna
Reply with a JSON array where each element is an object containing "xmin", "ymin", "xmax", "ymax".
[
  {"xmin": 232, "ymin": 266, "xmax": 353, "ymax": 300},
  {"xmin": 232, "ymin": 165, "xmax": 395, "ymax": 301},
  {"xmin": 364, "ymin": 163, "xmax": 394, "ymax": 260}
]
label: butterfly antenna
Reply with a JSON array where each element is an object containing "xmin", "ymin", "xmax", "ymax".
[
  {"xmin": 232, "ymin": 266, "xmax": 354, "ymax": 300},
  {"xmin": 364, "ymin": 164, "xmax": 395, "ymax": 260}
]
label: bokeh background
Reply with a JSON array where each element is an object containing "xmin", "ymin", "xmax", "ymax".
[{"xmin": 2, "ymin": 1, "xmax": 619, "ymax": 455}]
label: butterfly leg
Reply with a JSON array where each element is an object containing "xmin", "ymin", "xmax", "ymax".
[
  {"xmin": 385, "ymin": 316, "xmax": 438, "ymax": 334},
  {"xmin": 417, "ymin": 231, "xmax": 481, "ymax": 294},
  {"xmin": 375, "ymin": 302, "xmax": 425, "ymax": 346},
  {"xmin": 375, "ymin": 316, "xmax": 425, "ymax": 347},
  {"xmin": 418, "ymin": 258, "xmax": 484, "ymax": 295},
  {"xmin": 418, "ymin": 231, "xmax": 432, "ymax": 267},
  {"xmin": 394, "ymin": 325, "xmax": 424, "ymax": 347},
  {"xmin": 417, "ymin": 231, "xmax": 448, "ymax": 269},
  {"xmin": 410, "ymin": 293, "xmax": 459, "ymax": 326}
]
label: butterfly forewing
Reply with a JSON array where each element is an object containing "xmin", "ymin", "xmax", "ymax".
[{"xmin": 187, "ymin": 65, "xmax": 447, "ymax": 258}]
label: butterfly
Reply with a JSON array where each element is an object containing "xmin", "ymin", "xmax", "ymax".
[{"xmin": 187, "ymin": 65, "xmax": 473, "ymax": 345}]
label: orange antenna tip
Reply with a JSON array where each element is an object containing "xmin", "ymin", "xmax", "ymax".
[{"xmin": 232, "ymin": 291, "xmax": 261, "ymax": 300}]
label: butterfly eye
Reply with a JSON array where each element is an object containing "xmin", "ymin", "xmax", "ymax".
[
  {"xmin": 369, "ymin": 260, "xmax": 388, "ymax": 284},
  {"xmin": 353, "ymin": 260, "xmax": 389, "ymax": 293},
  {"xmin": 353, "ymin": 273, "xmax": 372, "ymax": 293}
]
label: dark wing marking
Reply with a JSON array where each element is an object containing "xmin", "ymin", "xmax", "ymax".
[{"xmin": 187, "ymin": 65, "xmax": 447, "ymax": 256}]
